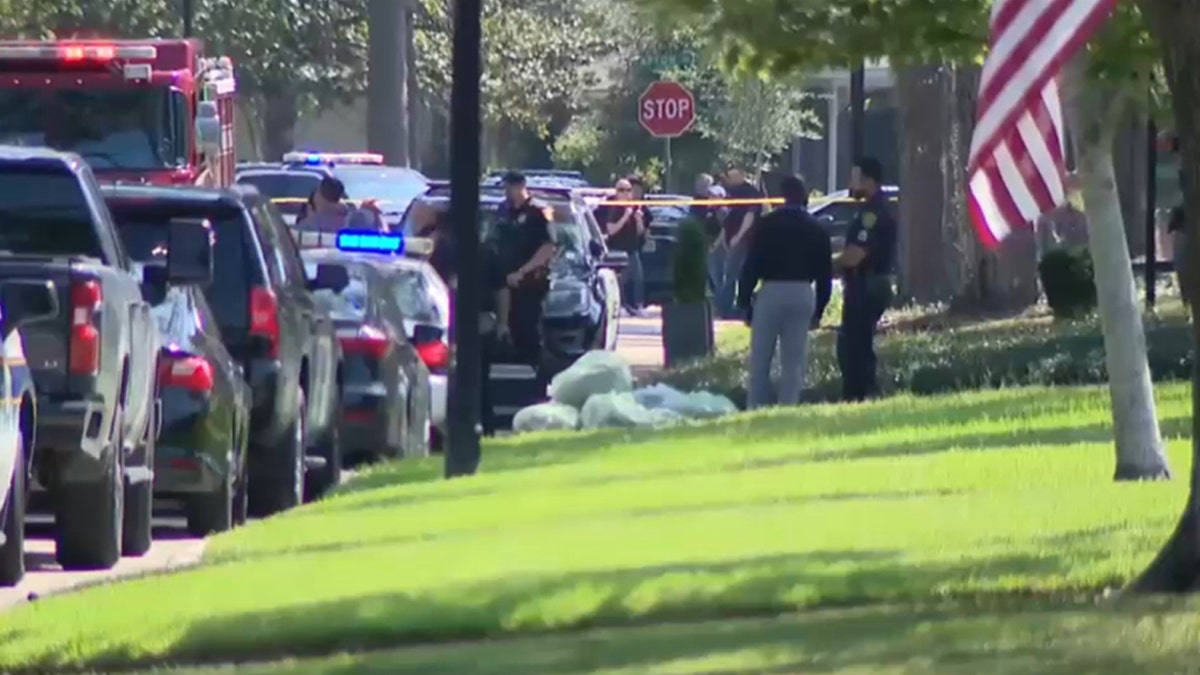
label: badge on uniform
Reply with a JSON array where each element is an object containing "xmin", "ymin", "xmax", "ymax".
[
  {"xmin": 857, "ymin": 229, "xmax": 869, "ymax": 243},
  {"xmin": 862, "ymin": 211, "xmax": 877, "ymax": 229},
  {"xmin": 517, "ymin": 213, "xmax": 527, "ymax": 224}
]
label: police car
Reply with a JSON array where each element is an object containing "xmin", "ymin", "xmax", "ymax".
[
  {"xmin": 235, "ymin": 152, "xmax": 429, "ymax": 229},
  {"xmin": 0, "ymin": 280, "xmax": 58, "ymax": 586},
  {"xmin": 297, "ymin": 230, "xmax": 448, "ymax": 448}
]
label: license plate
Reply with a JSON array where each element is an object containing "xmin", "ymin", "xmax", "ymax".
[{"xmin": 643, "ymin": 239, "xmax": 656, "ymax": 253}]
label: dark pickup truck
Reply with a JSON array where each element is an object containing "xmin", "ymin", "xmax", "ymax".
[{"xmin": 0, "ymin": 147, "xmax": 210, "ymax": 570}]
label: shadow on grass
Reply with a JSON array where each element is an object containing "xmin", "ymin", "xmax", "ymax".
[
  {"xmin": 167, "ymin": 598, "xmax": 1200, "ymax": 675},
  {"xmin": 22, "ymin": 546, "xmax": 1122, "ymax": 674}
]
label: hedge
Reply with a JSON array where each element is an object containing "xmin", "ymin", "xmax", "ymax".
[{"xmin": 650, "ymin": 302, "xmax": 1193, "ymax": 409}]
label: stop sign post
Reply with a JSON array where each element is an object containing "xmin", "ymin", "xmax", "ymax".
[{"xmin": 639, "ymin": 80, "xmax": 696, "ymax": 191}]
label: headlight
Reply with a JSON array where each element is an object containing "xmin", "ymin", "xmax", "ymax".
[{"xmin": 543, "ymin": 282, "xmax": 590, "ymax": 317}]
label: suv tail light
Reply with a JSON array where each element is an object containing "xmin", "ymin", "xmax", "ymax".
[
  {"xmin": 339, "ymin": 325, "xmax": 391, "ymax": 360},
  {"xmin": 158, "ymin": 356, "xmax": 215, "ymax": 392},
  {"xmin": 414, "ymin": 340, "xmax": 449, "ymax": 372},
  {"xmin": 68, "ymin": 279, "xmax": 101, "ymax": 376},
  {"xmin": 249, "ymin": 286, "xmax": 280, "ymax": 357}
]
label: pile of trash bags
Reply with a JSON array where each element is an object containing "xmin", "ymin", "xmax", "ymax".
[{"xmin": 511, "ymin": 350, "xmax": 738, "ymax": 433}]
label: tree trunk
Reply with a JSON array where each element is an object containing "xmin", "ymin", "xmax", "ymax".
[
  {"xmin": 895, "ymin": 64, "xmax": 948, "ymax": 304},
  {"xmin": 368, "ymin": 0, "xmax": 410, "ymax": 165},
  {"xmin": 1130, "ymin": 0, "xmax": 1200, "ymax": 593},
  {"xmin": 404, "ymin": 3, "xmax": 422, "ymax": 170},
  {"xmin": 1062, "ymin": 50, "xmax": 1170, "ymax": 481},
  {"xmin": 262, "ymin": 86, "xmax": 298, "ymax": 161}
]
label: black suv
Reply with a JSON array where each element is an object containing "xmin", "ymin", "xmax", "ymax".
[{"xmin": 102, "ymin": 184, "xmax": 344, "ymax": 515}]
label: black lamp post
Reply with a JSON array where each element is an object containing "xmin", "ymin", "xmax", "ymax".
[{"xmin": 444, "ymin": 0, "xmax": 484, "ymax": 478}]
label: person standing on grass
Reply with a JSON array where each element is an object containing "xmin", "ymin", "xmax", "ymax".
[
  {"xmin": 712, "ymin": 168, "xmax": 764, "ymax": 320},
  {"xmin": 738, "ymin": 174, "xmax": 832, "ymax": 409},
  {"xmin": 835, "ymin": 157, "xmax": 897, "ymax": 402},
  {"xmin": 594, "ymin": 177, "xmax": 648, "ymax": 317}
]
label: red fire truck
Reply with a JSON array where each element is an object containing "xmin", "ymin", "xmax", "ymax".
[{"xmin": 0, "ymin": 39, "xmax": 237, "ymax": 186}]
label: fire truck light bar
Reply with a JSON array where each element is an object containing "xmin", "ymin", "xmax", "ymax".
[
  {"xmin": 282, "ymin": 151, "xmax": 385, "ymax": 166},
  {"xmin": 0, "ymin": 44, "xmax": 157, "ymax": 61}
]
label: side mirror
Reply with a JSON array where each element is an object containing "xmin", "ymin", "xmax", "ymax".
[
  {"xmin": 195, "ymin": 101, "xmax": 222, "ymax": 154},
  {"xmin": 817, "ymin": 214, "xmax": 835, "ymax": 226},
  {"xmin": 166, "ymin": 218, "xmax": 214, "ymax": 286},
  {"xmin": 588, "ymin": 239, "xmax": 604, "ymax": 258},
  {"xmin": 140, "ymin": 264, "xmax": 169, "ymax": 305},
  {"xmin": 1, "ymin": 280, "xmax": 59, "ymax": 335},
  {"xmin": 309, "ymin": 263, "xmax": 350, "ymax": 294},
  {"xmin": 600, "ymin": 250, "xmax": 629, "ymax": 271}
]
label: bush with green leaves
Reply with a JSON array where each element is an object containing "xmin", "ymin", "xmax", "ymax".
[
  {"xmin": 1038, "ymin": 247, "xmax": 1097, "ymax": 319},
  {"xmin": 651, "ymin": 305, "xmax": 1193, "ymax": 409},
  {"xmin": 671, "ymin": 216, "xmax": 709, "ymax": 304}
]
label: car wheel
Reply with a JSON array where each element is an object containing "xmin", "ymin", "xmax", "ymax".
[
  {"xmin": 56, "ymin": 409, "xmax": 124, "ymax": 571},
  {"xmin": 186, "ymin": 472, "xmax": 233, "ymax": 536},
  {"xmin": 248, "ymin": 390, "xmax": 306, "ymax": 518},
  {"xmin": 305, "ymin": 398, "xmax": 342, "ymax": 502},
  {"xmin": 0, "ymin": 436, "xmax": 26, "ymax": 587},
  {"xmin": 121, "ymin": 398, "xmax": 156, "ymax": 557}
]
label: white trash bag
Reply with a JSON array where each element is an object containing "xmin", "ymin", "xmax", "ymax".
[
  {"xmin": 549, "ymin": 350, "xmax": 634, "ymax": 409},
  {"xmin": 511, "ymin": 402, "xmax": 580, "ymax": 433},
  {"xmin": 633, "ymin": 383, "xmax": 738, "ymax": 419},
  {"xmin": 579, "ymin": 392, "xmax": 684, "ymax": 429}
]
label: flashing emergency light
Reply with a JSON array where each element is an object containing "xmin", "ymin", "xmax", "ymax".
[
  {"xmin": 336, "ymin": 230, "xmax": 405, "ymax": 254},
  {"xmin": 282, "ymin": 151, "xmax": 385, "ymax": 166},
  {"xmin": 0, "ymin": 44, "xmax": 157, "ymax": 61}
]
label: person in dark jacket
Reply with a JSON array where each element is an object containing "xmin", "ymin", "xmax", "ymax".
[{"xmin": 738, "ymin": 174, "xmax": 832, "ymax": 409}]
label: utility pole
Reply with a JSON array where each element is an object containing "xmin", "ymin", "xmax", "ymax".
[
  {"xmin": 1146, "ymin": 116, "xmax": 1158, "ymax": 311},
  {"xmin": 445, "ymin": 0, "xmax": 483, "ymax": 478},
  {"xmin": 405, "ymin": 4, "xmax": 422, "ymax": 170},
  {"xmin": 182, "ymin": 0, "xmax": 194, "ymax": 37},
  {"xmin": 367, "ymin": 0, "xmax": 410, "ymax": 165},
  {"xmin": 849, "ymin": 62, "xmax": 866, "ymax": 164}
]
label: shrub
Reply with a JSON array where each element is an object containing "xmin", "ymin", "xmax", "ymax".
[
  {"xmin": 1039, "ymin": 247, "xmax": 1097, "ymax": 319},
  {"xmin": 650, "ymin": 308, "xmax": 1193, "ymax": 409},
  {"xmin": 671, "ymin": 216, "xmax": 709, "ymax": 304}
]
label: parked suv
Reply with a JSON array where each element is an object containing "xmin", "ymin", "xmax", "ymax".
[{"xmin": 103, "ymin": 184, "xmax": 344, "ymax": 515}]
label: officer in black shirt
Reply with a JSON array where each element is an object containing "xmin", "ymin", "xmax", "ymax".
[
  {"xmin": 835, "ymin": 157, "xmax": 898, "ymax": 402},
  {"xmin": 495, "ymin": 171, "xmax": 556, "ymax": 367},
  {"xmin": 738, "ymin": 174, "xmax": 832, "ymax": 409}
]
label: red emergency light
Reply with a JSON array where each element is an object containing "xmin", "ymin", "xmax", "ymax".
[{"xmin": 0, "ymin": 44, "xmax": 157, "ymax": 62}]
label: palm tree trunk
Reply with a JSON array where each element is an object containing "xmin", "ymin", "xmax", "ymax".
[{"xmin": 1063, "ymin": 50, "xmax": 1170, "ymax": 481}]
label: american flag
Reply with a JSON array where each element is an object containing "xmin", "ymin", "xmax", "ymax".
[{"xmin": 967, "ymin": 0, "xmax": 1120, "ymax": 247}]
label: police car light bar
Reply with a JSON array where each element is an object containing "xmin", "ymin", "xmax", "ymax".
[
  {"xmin": 0, "ymin": 44, "xmax": 157, "ymax": 61},
  {"xmin": 282, "ymin": 151, "xmax": 385, "ymax": 166},
  {"xmin": 336, "ymin": 230, "xmax": 405, "ymax": 254}
]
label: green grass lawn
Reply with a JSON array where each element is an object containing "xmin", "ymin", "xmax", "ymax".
[{"xmin": 0, "ymin": 383, "xmax": 1193, "ymax": 672}]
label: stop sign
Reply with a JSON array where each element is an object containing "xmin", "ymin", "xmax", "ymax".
[{"xmin": 638, "ymin": 80, "xmax": 696, "ymax": 138}]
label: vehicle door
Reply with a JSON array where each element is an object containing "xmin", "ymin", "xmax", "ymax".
[
  {"xmin": 259, "ymin": 202, "xmax": 337, "ymax": 430},
  {"xmin": 374, "ymin": 268, "xmax": 422, "ymax": 438}
]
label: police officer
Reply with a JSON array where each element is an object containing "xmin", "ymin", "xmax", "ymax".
[
  {"xmin": 424, "ymin": 205, "xmax": 511, "ymax": 436},
  {"xmin": 496, "ymin": 171, "xmax": 556, "ymax": 368},
  {"xmin": 835, "ymin": 157, "xmax": 897, "ymax": 402},
  {"xmin": 738, "ymin": 174, "xmax": 832, "ymax": 409}
]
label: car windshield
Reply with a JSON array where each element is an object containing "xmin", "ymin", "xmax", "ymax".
[
  {"xmin": 0, "ymin": 166, "xmax": 102, "ymax": 257},
  {"xmin": 333, "ymin": 167, "xmax": 427, "ymax": 209},
  {"xmin": 302, "ymin": 258, "xmax": 369, "ymax": 320},
  {"xmin": 0, "ymin": 88, "xmax": 176, "ymax": 171},
  {"xmin": 236, "ymin": 172, "xmax": 321, "ymax": 201},
  {"xmin": 389, "ymin": 266, "xmax": 443, "ymax": 324},
  {"xmin": 108, "ymin": 204, "xmax": 249, "ymax": 334}
]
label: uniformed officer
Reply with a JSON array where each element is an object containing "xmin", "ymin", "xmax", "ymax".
[
  {"xmin": 835, "ymin": 157, "xmax": 897, "ymax": 402},
  {"xmin": 738, "ymin": 174, "xmax": 833, "ymax": 409},
  {"xmin": 496, "ymin": 171, "xmax": 556, "ymax": 368}
]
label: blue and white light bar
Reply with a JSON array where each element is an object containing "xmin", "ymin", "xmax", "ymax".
[
  {"xmin": 336, "ymin": 230, "xmax": 405, "ymax": 254},
  {"xmin": 282, "ymin": 151, "xmax": 384, "ymax": 166}
]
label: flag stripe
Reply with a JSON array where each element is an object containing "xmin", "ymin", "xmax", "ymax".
[{"xmin": 967, "ymin": 0, "xmax": 1119, "ymax": 247}]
